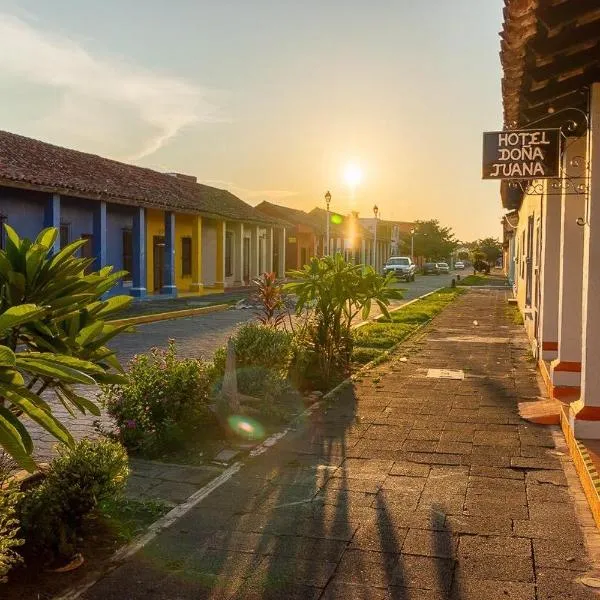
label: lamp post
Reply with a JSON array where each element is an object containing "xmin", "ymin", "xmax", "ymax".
[
  {"xmin": 373, "ymin": 204, "xmax": 379, "ymax": 270},
  {"xmin": 324, "ymin": 191, "xmax": 331, "ymax": 256},
  {"xmin": 410, "ymin": 228, "xmax": 415, "ymax": 263}
]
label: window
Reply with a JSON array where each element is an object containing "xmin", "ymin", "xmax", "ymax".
[
  {"xmin": 225, "ymin": 231, "xmax": 234, "ymax": 277},
  {"xmin": 181, "ymin": 237, "xmax": 192, "ymax": 277},
  {"xmin": 122, "ymin": 229, "xmax": 133, "ymax": 281},
  {"xmin": 60, "ymin": 224, "xmax": 70, "ymax": 249}
]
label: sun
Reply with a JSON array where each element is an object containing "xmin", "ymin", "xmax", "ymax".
[{"xmin": 343, "ymin": 163, "xmax": 363, "ymax": 188}]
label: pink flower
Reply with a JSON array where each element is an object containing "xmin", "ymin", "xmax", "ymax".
[{"xmin": 125, "ymin": 419, "xmax": 137, "ymax": 429}]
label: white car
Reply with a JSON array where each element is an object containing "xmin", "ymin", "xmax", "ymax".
[
  {"xmin": 436, "ymin": 262, "xmax": 450, "ymax": 274},
  {"xmin": 383, "ymin": 257, "xmax": 416, "ymax": 281},
  {"xmin": 455, "ymin": 261, "xmax": 465, "ymax": 270}
]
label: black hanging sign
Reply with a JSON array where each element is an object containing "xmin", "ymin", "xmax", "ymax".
[{"xmin": 482, "ymin": 128, "xmax": 561, "ymax": 180}]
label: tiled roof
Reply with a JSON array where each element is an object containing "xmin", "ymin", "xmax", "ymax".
[
  {"xmin": 255, "ymin": 201, "xmax": 323, "ymax": 232},
  {"xmin": 0, "ymin": 130, "xmax": 278, "ymax": 225},
  {"xmin": 309, "ymin": 207, "xmax": 373, "ymax": 239}
]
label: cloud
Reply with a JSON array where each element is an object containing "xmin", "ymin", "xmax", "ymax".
[
  {"xmin": 203, "ymin": 180, "xmax": 298, "ymax": 202},
  {"xmin": 0, "ymin": 13, "xmax": 221, "ymax": 159}
]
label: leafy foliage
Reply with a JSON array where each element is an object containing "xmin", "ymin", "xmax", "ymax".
[
  {"xmin": 468, "ymin": 237, "xmax": 502, "ymax": 264},
  {"xmin": 286, "ymin": 255, "xmax": 401, "ymax": 387},
  {"xmin": 409, "ymin": 220, "xmax": 458, "ymax": 261},
  {"xmin": 252, "ymin": 272, "xmax": 288, "ymax": 328},
  {"xmin": 213, "ymin": 322, "xmax": 293, "ymax": 378},
  {"xmin": 0, "ymin": 455, "xmax": 24, "ymax": 582},
  {"xmin": 18, "ymin": 439, "xmax": 128, "ymax": 565},
  {"xmin": 0, "ymin": 226, "xmax": 131, "ymax": 470},
  {"xmin": 102, "ymin": 341, "xmax": 216, "ymax": 455}
]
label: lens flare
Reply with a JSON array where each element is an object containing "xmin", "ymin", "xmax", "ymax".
[
  {"xmin": 331, "ymin": 213, "xmax": 343, "ymax": 225},
  {"xmin": 227, "ymin": 415, "xmax": 265, "ymax": 440}
]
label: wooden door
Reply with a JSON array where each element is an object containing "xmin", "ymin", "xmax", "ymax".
[{"xmin": 153, "ymin": 236, "xmax": 165, "ymax": 292}]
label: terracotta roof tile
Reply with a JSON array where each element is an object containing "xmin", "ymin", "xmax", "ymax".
[{"xmin": 0, "ymin": 130, "xmax": 278, "ymax": 225}]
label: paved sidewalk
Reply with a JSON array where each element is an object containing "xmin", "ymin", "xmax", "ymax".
[{"xmin": 79, "ymin": 288, "xmax": 600, "ymax": 600}]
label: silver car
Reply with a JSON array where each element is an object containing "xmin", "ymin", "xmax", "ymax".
[
  {"xmin": 383, "ymin": 256, "xmax": 416, "ymax": 281},
  {"xmin": 436, "ymin": 262, "xmax": 450, "ymax": 274}
]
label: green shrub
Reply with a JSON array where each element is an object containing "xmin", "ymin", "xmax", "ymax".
[
  {"xmin": 213, "ymin": 322, "xmax": 293, "ymax": 378},
  {"xmin": 0, "ymin": 457, "xmax": 24, "ymax": 582},
  {"xmin": 19, "ymin": 439, "xmax": 128, "ymax": 564},
  {"xmin": 102, "ymin": 341, "xmax": 216, "ymax": 455}
]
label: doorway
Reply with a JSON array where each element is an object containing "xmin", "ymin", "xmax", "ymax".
[
  {"xmin": 153, "ymin": 236, "xmax": 165, "ymax": 292},
  {"xmin": 300, "ymin": 247, "xmax": 308, "ymax": 268}
]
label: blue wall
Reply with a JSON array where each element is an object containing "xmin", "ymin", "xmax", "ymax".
[
  {"xmin": 0, "ymin": 187, "xmax": 46, "ymax": 241},
  {"xmin": 0, "ymin": 187, "xmax": 136, "ymax": 297}
]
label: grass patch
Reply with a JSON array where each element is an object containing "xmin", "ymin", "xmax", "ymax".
[
  {"xmin": 457, "ymin": 275, "xmax": 490, "ymax": 286},
  {"xmin": 98, "ymin": 497, "xmax": 169, "ymax": 543},
  {"xmin": 351, "ymin": 288, "xmax": 464, "ymax": 368},
  {"xmin": 506, "ymin": 303, "xmax": 524, "ymax": 325}
]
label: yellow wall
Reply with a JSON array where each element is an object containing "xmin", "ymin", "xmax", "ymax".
[
  {"xmin": 145, "ymin": 210, "xmax": 202, "ymax": 294},
  {"xmin": 146, "ymin": 209, "xmax": 164, "ymax": 294}
]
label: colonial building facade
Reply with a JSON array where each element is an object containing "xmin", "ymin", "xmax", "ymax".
[
  {"xmin": 497, "ymin": 3, "xmax": 600, "ymax": 446},
  {"xmin": 0, "ymin": 131, "xmax": 286, "ymax": 298}
]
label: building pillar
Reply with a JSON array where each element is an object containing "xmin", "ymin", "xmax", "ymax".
[
  {"xmin": 572, "ymin": 83, "xmax": 600, "ymax": 437},
  {"xmin": 161, "ymin": 211, "xmax": 177, "ymax": 296},
  {"xmin": 44, "ymin": 193, "xmax": 61, "ymax": 254},
  {"xmin": 277, "ymin": 227, "xmax": 286, "ymax": 278},
  {"xmin": 233, "ymin": 222, "xmax": 244, "ymax": 285},
  {"xmin": 190, "ymin": 215, "xmax": 203, "ymax": 292},
  {"xmin": 92, "ymin": 200, "xmax": 107, "ymax": 270},
  {"xmin": 361, "ymin": 239, "xmax": 366, "ymax": 265},
  {"xmin": 550, "ymin": 136, "xmax": 587, "ymax": 396},
  {"xmin": 538, "ymin": 180, "xmax": 562, "ymax": 360},
  {"xmin": 267, "ymin": 227, "xmax": 274, "ymax": 273},
  {"xmin": 250, "ymin": 225, "xmax": 259, "ymax": 278},
  {"xmin": 215, "ymin": 220, "xmax": 226, "ymax": 287},
  {"xmin": 130, "ymin": 208, "xmax": 147, "ymax": 298}
]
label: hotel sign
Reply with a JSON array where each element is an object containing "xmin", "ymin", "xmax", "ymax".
[{"xmin": 482, "ymin": 128, "xmax": 561, "ymax": 180}]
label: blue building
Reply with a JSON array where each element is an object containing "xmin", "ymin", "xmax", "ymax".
[{"xmin": 0, "ymin": 130, "xmax": 287, "ymax": 298}]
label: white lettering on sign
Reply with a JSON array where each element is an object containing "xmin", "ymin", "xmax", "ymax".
[{"xmin": 482, "ymin": 129, "xmax": 560, "ymax": 180}]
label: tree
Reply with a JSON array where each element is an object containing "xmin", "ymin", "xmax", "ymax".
[
  {"xmin": 469, "ymin": 237, "xmax": 502, "ymax": 264},
  {"xmin": 411, "ymin": 220, "xmax": 458, "ymax": 262}
]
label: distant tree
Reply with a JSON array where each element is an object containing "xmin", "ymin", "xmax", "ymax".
[
  {"xmin": 469, "ymin": 237, "xmax": 502, "ymax": 264},
  {"xmin": 411, "ymin": 220, "xmax": 458, "ymax": 262},
  {"xmin": 457, "ymin": 250, "xmax": 470, "ymax": 260}
]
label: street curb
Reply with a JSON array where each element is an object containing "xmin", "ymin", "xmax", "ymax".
[
  {"xmin": 110, "ymin": 303, "xmax": 230, "ymax": 327},
  {"xmin": 56, "ymin": 286, "xmax": 461, "ymax": 599}
]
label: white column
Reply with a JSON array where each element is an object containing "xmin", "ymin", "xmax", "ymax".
[
  {"xmin": 551, "ymin": 136, "xmax": 587, "ymax": 393},
  {"xmin": 233, "ymin": 222, "xmax": 244, "ymax": 285},
  {"xmin": 538, "ymin": 179, "xmax": 562, "ymax": 360},
  {"xmin": 572, "ymin": 83, "xmax": 600, "ymax": 437},
  {"xmin": 266, "ymin": 227, "xmax": 274, "ymax": 273},
  {"xmin": 278, "ymin": 227, "xmax": 286, "ymax": 278},
  {"xmin": 250, "ymin": 224, "xmax": 259, "ymax": 278},
  {"xmin": 361, "ymin": 239, "xmax": 366, "ymax": 265}
]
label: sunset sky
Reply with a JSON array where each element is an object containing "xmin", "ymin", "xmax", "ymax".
[{"xmin": 0, "ymin": 1, "xmax": 505, "ymax": 241}]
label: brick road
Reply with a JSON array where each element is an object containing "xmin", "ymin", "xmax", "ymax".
[
  {"xmin": 29, "ymin": 274, "xmax": 458, "ymax": 460},
  {"xmin": 79, "ymin": 288, "xmax": 600, "ymax": 600}
]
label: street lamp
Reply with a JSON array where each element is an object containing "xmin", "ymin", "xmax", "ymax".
[
  {"xmin": 410, "ymin": 227, "xmax": 416, "ymax": 263},
  {"xmin": 325, "ymin": 191, "xmax": 331, "ymax": 256},
  {"xmin": 373, "ymin": 204, "xmax": 379, "ymax": 270}
]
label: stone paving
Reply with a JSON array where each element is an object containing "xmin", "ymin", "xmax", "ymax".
[
  {"xmin": 80, "ymin": 289, "xmax": 600, "ymax": 600},
  {"xmin": 28, "ymin": 273, "xmax": 458, "ymax": 463}
]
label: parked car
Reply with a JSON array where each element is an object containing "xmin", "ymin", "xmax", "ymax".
[
  {"xmin": 436, "ymin": 262, "xmax": 450, "ymax": 274},
  {"xmin": 455, "ymin": 261, "xmax": 465, "ymax": 270},
  {"xmin": 383, "ymin": 256, "xmax": 416, "ymax": 281},
  {"xmin": 422, "ymin": 262, "xmax": 439, "ymax": 275}
]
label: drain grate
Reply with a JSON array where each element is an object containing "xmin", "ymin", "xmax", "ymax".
[{"xmin": 427, "ymin": 369, "xmax": 465, "ymax": 380}]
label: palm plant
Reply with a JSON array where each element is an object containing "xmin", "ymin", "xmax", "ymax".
[
  {"xmin": 285, "ymin": 254, "xmax": 401, "ymax": 383},
  {"xmin": 0, "ymin": 225, "xmax": 132, "ymax": 470}
]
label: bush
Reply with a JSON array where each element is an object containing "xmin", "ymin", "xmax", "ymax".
[
  {"xmin": 102, "ymin": 341, "xmax": 216, "ymax": 455},
  {"xmin": 19, "ymin": 439, "xmax": 128, "ymax": 565},
  {"xmin": 213, "ymin": 322, "xmax": 293, "ymax": 378},
  {"xmin": 351, "ymin": 346, "xmax": 382, "ymax": 366},
  {"xmin": 0, "ymin": 456, "xmax": 24, "ymax": 582}
]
